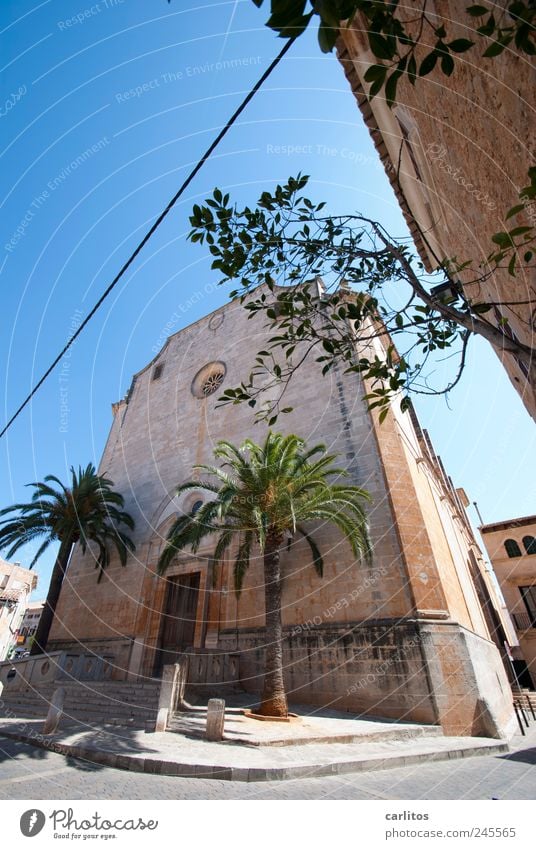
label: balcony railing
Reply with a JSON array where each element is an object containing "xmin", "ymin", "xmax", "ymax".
[{"xmin": 513, "ymin": 611, "xmax": 536, "ymax": 631}]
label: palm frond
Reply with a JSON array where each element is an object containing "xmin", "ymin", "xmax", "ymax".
[
  {"xmin": 297, "ymin": 525, "xmax": 324, "ymax": 577},
  {"xmin": 156, "ymin": 431, "xmax": 372, "ymax": 597},
  {"xmin": 0, "ymin": 464, "xmax": 135, "ymax": 580}
]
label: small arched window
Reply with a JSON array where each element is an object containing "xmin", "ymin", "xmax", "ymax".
[
  {"xmin": 523, "ymin": 535, "xmax": 536, "ymax": 555},
  {"xmin": 504, "ymin": 539, "xmax": 522, "ymax": 558}
]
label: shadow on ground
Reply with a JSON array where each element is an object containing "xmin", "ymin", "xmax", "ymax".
[
  {"xmin": 499, "ymin": 747, "xmax": 536, "ymax": 765},
  {"xmin": 0, "ymin": 719, "xmax": 161, "ymax": 772}
]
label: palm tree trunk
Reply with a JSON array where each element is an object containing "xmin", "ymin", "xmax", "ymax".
[
  {"xmin": 259, "ymin": 534, "xmax": 288, "ymax": 717},
  {"xmin": 30, "ymin": 537, "xmax": 73, "ymax": 656}
]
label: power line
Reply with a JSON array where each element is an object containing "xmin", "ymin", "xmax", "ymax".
[{"xmin": 1, "ymin": 37, "xmax": 296, "ymax": 440}]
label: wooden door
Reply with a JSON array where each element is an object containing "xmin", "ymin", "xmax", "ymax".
[{"xmin": 156, "ymin": 573, "xmax": 200, "ymax": 673}]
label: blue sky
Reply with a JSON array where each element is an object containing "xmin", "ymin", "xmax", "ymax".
[{"xmin": 1, "ymin": 0, "xmax": 534, "ymax": 600}]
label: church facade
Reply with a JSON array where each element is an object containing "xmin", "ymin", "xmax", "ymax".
[{"xmin": 48, "ymin": 290, "xmax": 515, "ymax": 737}]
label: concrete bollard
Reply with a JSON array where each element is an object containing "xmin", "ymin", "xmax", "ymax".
[
  {"xmin": 154, "ymin": 706, "xmax": 169, "ymax": 733},
  {"xmin": 152, "ymin": 659, "xmax": 190, "ymax": 732},
  {"xmin": 43, "ymin": 686, "xmax": 65, "ymax": 735},
  {"xmin": 206, "ymin": 698, "xmax": 225, "ymax": 742}
]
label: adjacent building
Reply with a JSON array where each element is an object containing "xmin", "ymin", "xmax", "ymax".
[
  {"xmin": 0, "ymin": 558, "xmax": 38, "ymax": 661},
  {"xmin": 480, "ymin": 516, "xmax": 536, "ymax": 690},
  {"xmin": 47, "ymin": 289, "xmax": 515, "ymax": 737},
  {"xmin": 337, "ymin": 1, "xmax": 535, "ymax": 419},
  {"xmin": 13, "ymin": 601, "xmax": 44, "ymax": 656}
]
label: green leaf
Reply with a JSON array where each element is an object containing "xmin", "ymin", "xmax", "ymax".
[
  {"xmin": 364, "ymin": 63, "xmax": 388, "ymax": 83},
  {"xmin": 368, "ymin": 32, "xmax": 396, "ymax": 60},
  {"xmin": 385, "ymin": 69, "xmax": 403, "ymax": 106},
  {"xmin": 506, "ymin": 203, "xmax": 526, "ymax": 219},
  {"xmin": 447, "ymin": 38, "xmax": 475, "ymax": 52},
  {"xmin": 369, "ymin": 76, "xmax": 386, "ymax": 98},
  {"xmin": 407, "ymin": 54, "xmax": 417, "ymax": 85},
  {"xmin": 491, "ymin": 231, "xmax": 513, "ymax": 247},
  {"xmin": 419, "ymin": 51, "xmax": 438, "ymax": 76},
  {"xmin": 472, "ymin": 302, "xmax": 492, "ymax": 314},
  {"xmin": 508, "ymin": 225, "xmax": 532, "ymax": 237},
  {"xmin": 477, "ymin": 13, "xmax": 495, "ymax": 36},
  {"xmin": 318, "ymin": 22, "xmax": 338, "ymax": 52},
  {"xmin": 466, "ymin": 5, "xmax": 488, "ymax": 16},
  {"xmin": 483, "ymin": 40, "xmax": 507, "ymax": 57},
  {"xmin": 441, "ymin": 53, "xmax": 455, "ymax": 75}
]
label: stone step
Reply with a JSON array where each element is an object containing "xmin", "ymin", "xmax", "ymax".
[
  {"xmin": 3, "ymin": 685, "xmax": 157, "ymax": 694},
  {"xmin": 61, "ymin": 711, "xmax": 154, "ymax": 726},
  {"xmin": 66, "ymin": 683, "xmax": 161, "ymax": 691},
  {"xmin": 2, "ymin": 691, "xmax": 158, "ymax": 708},
  {"xmin": 60, "ymin": 692, "xmax": 159, "ymax": 703},
  {"xmin": 1, "ymin": 700, "xmax": 157, "ymax": 720},
  {"xmin": 0, "ymin": 684, "xmax": 160, "ymax": 727}
]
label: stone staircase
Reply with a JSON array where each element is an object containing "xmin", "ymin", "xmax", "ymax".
[{"xmin": 0, "ymin": 679, "xmax": 161, "ymax": 730}]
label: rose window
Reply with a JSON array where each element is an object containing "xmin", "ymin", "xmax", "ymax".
[
  {"xmin": 191, "ymin": 361, "xmax": 227, "ymax": 399},
  {"xmin": 201, "ymin": 371, "xmax": 224, "ymax": 396}
]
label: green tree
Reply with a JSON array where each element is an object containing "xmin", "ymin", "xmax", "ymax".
[
  {"xmin": 251, "ymin": 1, "xmax": 535, "ymax": 102},
  {"xmin": 157, "ymin": 432, "xmax": 371, "ymax": 717},
  {"xmin": 0, "ymin": 464, "xmax": 135, "ymax": 655},
  {"xmin": 188, "ymin": 176, "xmax": 536, "ymax": 422}
]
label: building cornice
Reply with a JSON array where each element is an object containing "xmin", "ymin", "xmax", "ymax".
[{"xmin": 480, "ymin": 516, "xmax": 536, "ymax": 534}]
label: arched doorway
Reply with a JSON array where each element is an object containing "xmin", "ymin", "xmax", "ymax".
[{"xmin": 154, "ymin": 571, "xmax": 201, "ymax": 675}]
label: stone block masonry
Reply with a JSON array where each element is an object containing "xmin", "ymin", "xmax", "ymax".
[{"xmin": 48, "ymin": 287, "xmax": 515, "ymax": 737}]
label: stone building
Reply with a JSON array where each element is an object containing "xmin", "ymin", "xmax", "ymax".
[
  {"xmin": 336, "ymin": 0, "xmax": 535, "ymax": 419},
  {"xmin": 480, "ymin": 515, "xmax": 536, "ymax": 689},
  {"xmin": 13, "ymin": 601, "xmax": 44, "ymax": 656},
  {"xmin": 0, "ymin": 558, "xmax": 37, "ymax": 661},
  {"xmin": 47, "ymin": 288, "xmax": 515, "ymax": 737}
]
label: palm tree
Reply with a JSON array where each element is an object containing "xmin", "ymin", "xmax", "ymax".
[
  {"xmin": 0, "ymin": 464, "xmax": 135, "ymax": 655},
  {"xmin": 157, "ymin": 432, "xmax": 371, "ymax": 717}
]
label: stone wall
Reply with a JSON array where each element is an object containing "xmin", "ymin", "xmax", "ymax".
[
  {"xmin": 214, "ymin": 620, "xmax": 514, "ymax": 737},
  {"xmin": 481, "ymin": 517, "xmax": 536, "ymax": 685},
  {"xmin": 219, "ymin": 621, "xmax": 437, "ymax": 725}
]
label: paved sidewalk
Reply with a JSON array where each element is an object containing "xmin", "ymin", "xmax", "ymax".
[
  {"xmin": 1, "ymin": 730, "xmax": 535, "ymax": 799},
  {"xmin": 0, "ymin": 701, "xmax": 510, "ymax": 782}
]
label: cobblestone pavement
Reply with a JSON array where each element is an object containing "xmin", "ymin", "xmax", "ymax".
[{"xmin": 0, "ymin": 725, "xmax": 535, "ymax": 800}]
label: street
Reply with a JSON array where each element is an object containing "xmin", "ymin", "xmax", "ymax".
[{"xmin": 0, "ymin": 728, "xmax": 535, "ymax": 800}]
